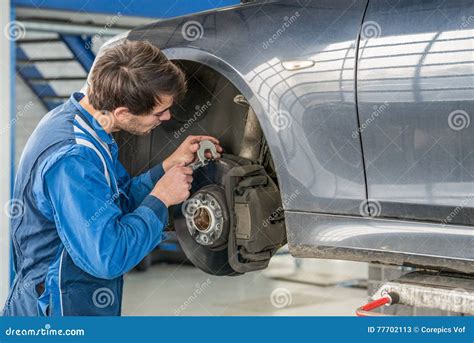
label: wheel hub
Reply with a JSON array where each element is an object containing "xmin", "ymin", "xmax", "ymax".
[
  {"xmin": 173, "ymin": 158, "xmax": 239, "ymax": 275},
  {"xmin": 182, "ymin": 186, "xmax": 228, "ymax": 247}
]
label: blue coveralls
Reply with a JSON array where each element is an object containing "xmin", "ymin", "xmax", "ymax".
[{"xmin": 2, "ymin": 92, "xmax": 168, "ymax": 316}]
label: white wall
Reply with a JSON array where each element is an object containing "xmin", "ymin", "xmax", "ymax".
[
  {"xmin": 0, "ymin": 0, "xmax": 12, "ymax": 308},
  {"xmin": 15, "ymin": 76, "xmax": 47, "ymax": 168}
]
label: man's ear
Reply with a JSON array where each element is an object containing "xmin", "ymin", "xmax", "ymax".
[{"xmin": 113, "ymin": 106, "xmax": 132, "ymax": 122}]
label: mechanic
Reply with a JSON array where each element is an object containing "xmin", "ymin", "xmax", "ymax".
[{"xmin": 1, "ymin": 40, "xmax": 222, "ymax": 316}]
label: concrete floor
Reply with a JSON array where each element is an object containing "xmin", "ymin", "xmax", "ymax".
[{"xmin": 122, "ymin": 254, "xmax": 369, "ymax": 316}]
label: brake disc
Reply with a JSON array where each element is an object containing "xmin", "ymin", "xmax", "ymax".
[{"xmin": 173, "ymin": 157, "xmax": 240, "ymax": 276}]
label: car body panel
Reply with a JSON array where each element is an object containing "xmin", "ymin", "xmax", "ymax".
[
  {"xmin": 357, "ymin": 0, "xmax": 474, "ymax": 225},
  {"xmin": 128, "ymin": 0, "xmax": 369, "ymax": 216},
  {"xmin": 116, "ymin": 0, "xmax": 474, "ymax": 272},
  {"xmin": 286, "ymin": 211, "xmax": 473, "ymax": 274}
]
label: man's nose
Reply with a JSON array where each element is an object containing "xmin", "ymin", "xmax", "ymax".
[{"xmin": 162, "ymin": 110, "xmax": 171, "ymax": 121}]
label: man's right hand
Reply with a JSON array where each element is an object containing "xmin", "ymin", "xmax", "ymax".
[{"xmin": 151, "ymin": 163, "xmax": 193, "ymax": 207}]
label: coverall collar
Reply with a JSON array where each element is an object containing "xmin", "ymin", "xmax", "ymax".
[{"xmin": 71, "ymin": 92, "xmax": 115, "ymax": 146}]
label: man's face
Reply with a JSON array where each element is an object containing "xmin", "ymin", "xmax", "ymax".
[{"xmin": 118, "ymin": 95, "xmax": 173, "ymax": 135}]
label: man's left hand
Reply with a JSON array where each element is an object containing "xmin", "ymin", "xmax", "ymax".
[{"xmin": 163, "ymin": 135, "xmax": 223, "ymax": 172}]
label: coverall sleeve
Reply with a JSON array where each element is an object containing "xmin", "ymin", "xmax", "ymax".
[
  {"xmin": 114, "ymin": 160, "xmax": 165, "ymax": 213},
  {"xmin": 43, "ymin": 151, "xmax": 168, "ymax": 280}
]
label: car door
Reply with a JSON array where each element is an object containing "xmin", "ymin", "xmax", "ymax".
[{"xmin": 357, "ymin": 0, "xmax": 474, "ymax": 225}]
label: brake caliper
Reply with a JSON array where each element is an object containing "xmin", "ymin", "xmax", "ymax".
[{"xmin": 224, "ymin": 164, "xmax": 287, "ymax": 273}]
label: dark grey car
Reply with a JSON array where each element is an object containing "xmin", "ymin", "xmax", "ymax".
[{"xmin": 91, "ymin": 0, "xmax": 473, "ymax": 279}]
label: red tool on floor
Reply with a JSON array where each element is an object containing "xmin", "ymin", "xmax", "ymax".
[{"xmin": 356, "ymin": 292, "xmax": 399, "ymax": 316}]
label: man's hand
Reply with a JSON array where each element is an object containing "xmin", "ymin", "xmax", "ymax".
[
  {"xmin": 163, "ymin": 135, "xmax": 223, "ymax": 172},
  {"xmin": 151, "ymin": 163, "xmax": 193, "ymax": 207}
]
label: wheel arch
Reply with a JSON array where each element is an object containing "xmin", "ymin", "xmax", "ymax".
[{"xmin": 163, "ymin": 46, "xmax": 288, "ymax": 203}]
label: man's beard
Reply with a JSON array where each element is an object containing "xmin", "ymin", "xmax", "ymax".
[{"xmin": 121, "ymin": 121, "xmax": 150, "ymax": 136}]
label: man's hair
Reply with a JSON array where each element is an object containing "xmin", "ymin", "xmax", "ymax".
[{"xmin": 88, "ymin": 40, "xmax": 186, "ymax": 115}]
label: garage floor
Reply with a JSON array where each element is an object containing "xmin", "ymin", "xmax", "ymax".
[{"xmin": 122, "ymin": 254, "xmax": 369, "ymax": 316}]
